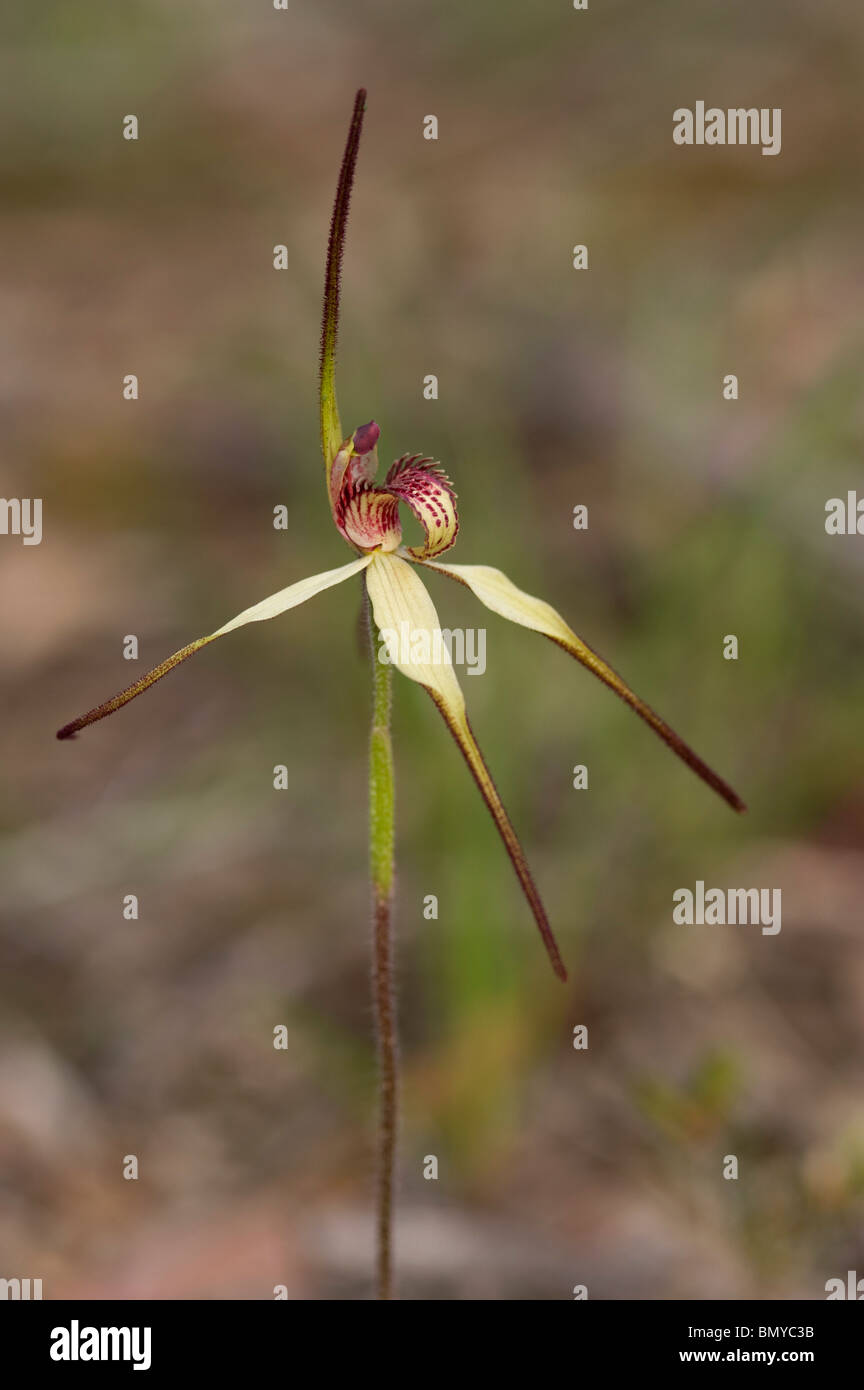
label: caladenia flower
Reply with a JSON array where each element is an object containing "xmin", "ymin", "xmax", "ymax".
[{"xmin": 58, "ymin": 89, "xmax": 745, "ymax": 1299}]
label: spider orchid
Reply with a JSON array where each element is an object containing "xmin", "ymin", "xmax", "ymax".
[
  {"xmin": 58, "ymin": 88, "xmax": 745, "ymax": 1300},
  {"xmin": 58, "ymin": 88, "xmax": 744, "ymax": 988}
]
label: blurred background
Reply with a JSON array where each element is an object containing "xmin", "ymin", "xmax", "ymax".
[{"xmin": 2, "ymin": 0, "xmax": 864, "ymax": 1299}]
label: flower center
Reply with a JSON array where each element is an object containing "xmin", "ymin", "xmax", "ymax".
[
  {"xmin": 341, "ymin": 487, "xmax": 403, "ymax": 553},
  {"xmin": 330, "ymin": 423, "xmax": 460, "ymax": 560}
]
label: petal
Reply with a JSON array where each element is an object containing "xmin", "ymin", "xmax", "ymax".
[
  {"xmin": 336, "ymin": 482, "xmax": 402, "ymax": 554},
  {"xmin": 366, "ymin": 552, "xmax": 567, "ymax": 980},
  {"xmin": 328, "ymin": 438, "xmax": 356, "ymax": 517},
  {"xmin": 57, "ymin": 556, "xmax": 371, "ymax": 739},
  {"xmin": 211, "ymin": 556, "xmax": 372, "ymax": 635},
  {"xmin": 385, "ymin": 456, "xmax": 459, "ymax": 560},
  {"xmin": 423, "ymin": 561, "xmax": 745, "ymax": 813},
  {"xmin": 328, "ymin": 420, "xmax": 381, "ymax": 525}
]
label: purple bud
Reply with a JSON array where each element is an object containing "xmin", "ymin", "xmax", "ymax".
[{"xmin": 352, "ymin": 420, "xmax": 380, "ymax": 455}]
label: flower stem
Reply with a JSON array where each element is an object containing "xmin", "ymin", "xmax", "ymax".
[{"xmin": 366, "ymin": 585, "xmax": 397, "ymax": 1299}]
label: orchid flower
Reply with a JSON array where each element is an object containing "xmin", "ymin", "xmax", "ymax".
[
  {"xmin": 58, "ymin": 89, "xmax": 744, "ymax": 1297},
  {"xmin": 58, "ymin": 86, "xmax": 744, "ymax": 976}
]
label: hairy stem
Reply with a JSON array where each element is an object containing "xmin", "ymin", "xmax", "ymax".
[
  {"xmin": 366, "ymin": 585, "xmax": 397, "ymax": 1299},
  {"xmin": 320, "ymin": 88, "xmax": 366, "ymax": 471}
]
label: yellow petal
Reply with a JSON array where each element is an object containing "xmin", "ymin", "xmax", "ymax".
[
  {"xmin": 423, "ymin": 561, "xmax": 745, "ymax": 813},
  {"xmin": 366, "ymin": 552, "xmax": 567, "ymax": 980},
  {"xmin": 57, "ymin": 556, "xmax": 371, "ymax": 739}
]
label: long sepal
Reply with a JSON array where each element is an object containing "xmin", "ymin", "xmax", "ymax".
[
  {"xmin": 320, "ymin": 88, "xmax": 367, "ymax": 475},
  {"xmin": 57, "ymin": 556, "xmax": 372, "ymax": 740},
  {"xmin": 365, "ymin": 552, "xmax": 567, "ymax": 981},
  {"xmin": 423, "ymin": 561, "xmax": 745, "ymax": 813}
]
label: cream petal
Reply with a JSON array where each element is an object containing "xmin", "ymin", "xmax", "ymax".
[
  {"xmin": 366, "ymin": 553, "xmax": 567, "ymax": 980},
  {"xmin": 58, "ymin": 557, "xmax": 371, "ymax": 740},
  {"xmin": 212, "ymin": 556, "xmax": 371, "ymax": 636},
  {"xmin": 423, "ymin": 560, "xmax": 745, "ymax": 813}
]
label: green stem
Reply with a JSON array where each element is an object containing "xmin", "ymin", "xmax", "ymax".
[{"xmin": 366, "ymin": 585, "xmax": 397, "ymax": 1300}]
